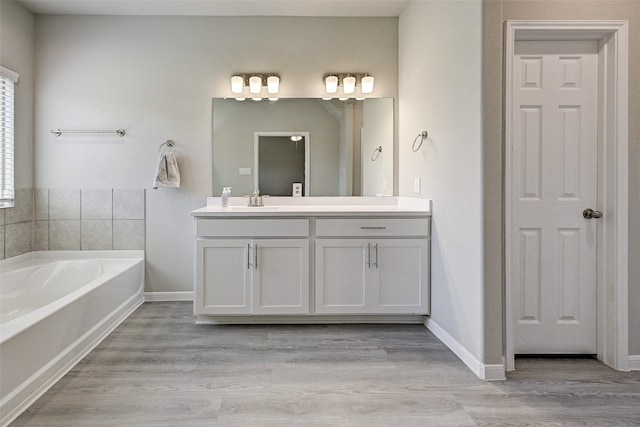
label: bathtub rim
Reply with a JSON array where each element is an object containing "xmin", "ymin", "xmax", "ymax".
[
  {"xmin": 0, "ymin": 250, "xmax": 145, "ymax": 270},
  {"xmin": 0, "ymin": 251, "xmax": 145, "ymax": 345}
]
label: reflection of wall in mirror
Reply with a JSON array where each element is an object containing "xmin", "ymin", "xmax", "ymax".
[
  {"xmin": 362, "ymin": 98, "xmax": 393, "ymax": 196},
  {"xmin": 213, "ymin": 99, "xmax": 340, "ymax": 196}
]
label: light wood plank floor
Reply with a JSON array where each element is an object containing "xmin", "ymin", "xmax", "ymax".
[{"xmin": 11, "ymin": 302, "xmax": 640, "ymax": 426}]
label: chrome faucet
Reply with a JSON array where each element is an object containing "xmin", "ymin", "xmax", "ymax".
[{"xmin": 247, "ymin": 190, "xmax": 263, "ymax": 207}]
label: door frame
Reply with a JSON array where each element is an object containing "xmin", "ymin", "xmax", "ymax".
[
  {"xmin": 254, "ymin": 131, "xmax": 310, "ymax": 196},
  {"xmin": 504, "ymin": 21, "xmax": 629, "ymax": 371}
]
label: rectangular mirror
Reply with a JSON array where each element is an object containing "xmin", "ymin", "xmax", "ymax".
[{"xmin": 212, "ymin": 98, "xmax": 394, "ymax": 197}]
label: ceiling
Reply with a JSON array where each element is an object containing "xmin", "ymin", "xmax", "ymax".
[{"xmin": 16, "ymin": 0, "xmax": 409, "ymax": 17}]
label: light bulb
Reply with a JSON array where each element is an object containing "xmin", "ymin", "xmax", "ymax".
[
  {"xmin": 361, "ymin": 75, "xmax": 375, "ymax": 94},
  {"xmin": 231, "ymin": 75, "xmax": 244, "ymax": 94},
  {"xmin": 249, "ymin": 76, "xmax": 262, "ymax": 94},
  {"xmin": 267, "ymin": 75, "xmax": 279, "ymax": 94},
  {"xmin": 325, "ymin": 75, "xmax": 338, "ymax": 94},
  {"xmin": 343, "ymin": 75, "xmax": 356, "ymax": 94}
]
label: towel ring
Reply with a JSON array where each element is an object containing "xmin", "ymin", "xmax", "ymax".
[
  {"xmin": 159, "ymin": 140, "xmax": 176, "ymax": 153},
  {"xmin": 412, "ymin": 131, "xmax": 428, "ymax": 152},
  {"xmin": 371, "ymin": 146, "xmax": 382, "ymax": 161}
]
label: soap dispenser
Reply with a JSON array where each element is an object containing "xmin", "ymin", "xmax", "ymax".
[{"xmin": 221, "ymin": 187, "xmax": 231, "ymax": 207}]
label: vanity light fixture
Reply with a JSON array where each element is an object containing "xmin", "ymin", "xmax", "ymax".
[
  {"xmin": 323, "ymin": 73, "xmax": 375, "ymax": 97},
  {"xmin": 230, "ymin": 73, "xmax": 280, "ymax": 100},
  {"xmin": 343, "ymin": 75, "xmax": 356, "ymax": 94}
]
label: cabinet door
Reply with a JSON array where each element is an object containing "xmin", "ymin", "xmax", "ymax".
[
  {"xmin": 315, "ymin": 239, "xmax": 372, "ymax": 314},
  {"xmin": 252, "ymin": 239, "xmax": 310, "ymax": 314},
  {"xmin": 196, "ymin": 239, "xmax": 251, "ymax": 315},
  {"xmin": 373, "ymin": 239, "xmax": 429, "ymax": 314}
]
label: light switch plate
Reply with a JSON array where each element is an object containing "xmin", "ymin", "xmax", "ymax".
[
  {"xmin": 414, "ymin": 178, "xmax": 421, "ymax": 194},
  {"xmin": 292, "ymin": 183, "xmax": 302, "ymax": 197}
]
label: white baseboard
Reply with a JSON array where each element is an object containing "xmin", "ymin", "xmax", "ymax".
[
  {"xmin": 144, "ymin": 291, "xmax": 194, "ymax": 302},
  {"xmin": 629, "ymin": 355, "xmax": 640, "ymax": 370},
  {"xmin": 424, "ymin": 318, "xmax": 506, "ymax": 381}
]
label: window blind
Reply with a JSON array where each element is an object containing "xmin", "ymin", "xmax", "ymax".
[{"xmin": 0, "ymin": 66, "xmax": 19, "ymax": 208}]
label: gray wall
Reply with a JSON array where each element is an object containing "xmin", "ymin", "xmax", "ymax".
[
  {"xmin": 399, "ymin": 1, "xmax": 485, "ymax": 363},
  {"xmin": 0, "ymin": 1, "xmax": 35, "ymax": 259},
  {"xmin": 482, "ymin": 0, "xmax": 640, "ymax": 357},
  {"xmin": 33, "ymin": 15, "xmax": 398, "ymax": 292}
]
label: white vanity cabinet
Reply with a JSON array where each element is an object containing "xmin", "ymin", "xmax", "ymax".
[
  {"xmin": 315, "ymin": 218, "xmax": 430, "ymax": 315},
  {"xmin": 191, "ymin": 197, "xmax": 432, "ymax": 323},
  {"xmin": 195, "ymin": 219, "xmax": 310, "ymax": 315}
]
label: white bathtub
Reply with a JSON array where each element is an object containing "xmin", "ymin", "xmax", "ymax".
[{"xmin": 0, "ymin": 251, "xmax": 144, "ymax": 427}]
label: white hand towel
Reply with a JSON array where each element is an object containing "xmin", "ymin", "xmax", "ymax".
[{"xmin": 153, "ymin": 152, "xmax": 181, "ymax": 189}]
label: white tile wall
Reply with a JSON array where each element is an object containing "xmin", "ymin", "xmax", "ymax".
[
  {"xmin": 1, "ymin": 188, "xmax": 145, "ymax": 259},
  {"xmin": 49, "ymin": 220, "xmax": 81, "ymax": 250},
  {"xmin": 32, "ymin": 188, "xmax": 145, "ymax": 252},
  {"xmin": 81, "ymin": 189, "xmax": 113, "ymax": 220},
  {"xmin": 34, "ymin": 189, "xmax": 49, "ymax": 220},
  {"xmin": 113, "ymin": 189, "xmax": 145, "ymax": 220},
  {"xmin": 49, "ymin": 189, "xmax": 80, "ymax": 220},
  {"xmin": 5, "ymin": 222, "xmax": 33, "ymax": 257},
  {"xmin": 1, "ymin": 189, "xmax": 33, "ymax": 259},
  {"xmin": 113, "ymin": 220, "xmax": 144, "ymax": 250},
  {"xmin": 81, "ymin": 220, "xmax": 113, "ymax": 250}
]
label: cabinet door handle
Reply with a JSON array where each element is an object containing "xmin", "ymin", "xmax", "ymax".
[
  {"xmin": 374, "ymin": 243, "xmax": 379, "ymax": 269},
  {"xmin": 367, "ymin": 243, "xmax": 371, "ymax": 268},
  {"xmin": 254, "ymin": 243, "xmax": 258, "ymax": 269},
  {"xmin": 360, "ymin": 226, "xmax": 386, "ymax": 230},
  {"xmin": 247, "ymin": 243, "xmax": 251, "ymax": 269}
]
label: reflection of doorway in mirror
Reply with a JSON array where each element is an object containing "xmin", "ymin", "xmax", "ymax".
[{"xmin": 254, "ymin": 132, "xmax": 310, "ymax": 196}]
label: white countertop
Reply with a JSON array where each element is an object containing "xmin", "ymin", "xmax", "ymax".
[{"xmin": 190, "ymin": 197, "xmax": 432, "ymax": 217}]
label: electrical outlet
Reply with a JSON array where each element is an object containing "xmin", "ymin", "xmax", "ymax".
[{"xmin": 414, "ymin": 178, "xmax": 421, "ymax": 194}]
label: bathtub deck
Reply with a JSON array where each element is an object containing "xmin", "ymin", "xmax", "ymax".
[{"xmin": 10, "ymin": 301, "xmax": 640, "ymax": 426}]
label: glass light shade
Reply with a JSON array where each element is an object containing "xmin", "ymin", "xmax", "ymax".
[
  {"xmin": 249, "ymin": 76, "xmax": 262, "ymax": 94},
  {"xmin": 252, "ymin": 97, "xmax": 262, "ymax": 101},
  {"xmin": 268, "ymin": 97, "xmax": 279, "ymax": 101},
  {"xmin": 343, "ymin": 75, "xmax": 356, "ymax": 94},
  {"xmin": 267, "ymin": 75, "xmax": 279, "ymax": 94},
  {"xmin": 235, "ymin": 97, "xmax": 246, "ymax": 101},
  {"xmin": 325, "ymin": 75, "xmax": 338, "ymax": 94},
  {"xmin": 361, "ymin": 75, "xmax": 375, "ymax": 94},
  {"xmin": 231, "ymin": 75, "xmax": 244, "ymax": 94}
]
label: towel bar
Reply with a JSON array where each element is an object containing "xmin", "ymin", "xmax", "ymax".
[{"xmin": 51, "ymin": 129, "xmax": 126, "ymax": 137}]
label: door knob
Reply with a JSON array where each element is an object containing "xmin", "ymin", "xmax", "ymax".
[{"xmin": 583, "ymin": 208, "xmax": 602, "ymax": 219}]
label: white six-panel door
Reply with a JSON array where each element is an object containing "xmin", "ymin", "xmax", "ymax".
[{"xmin": 512, "ymin": 40, "xmax": 599, "ymax": 354}]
